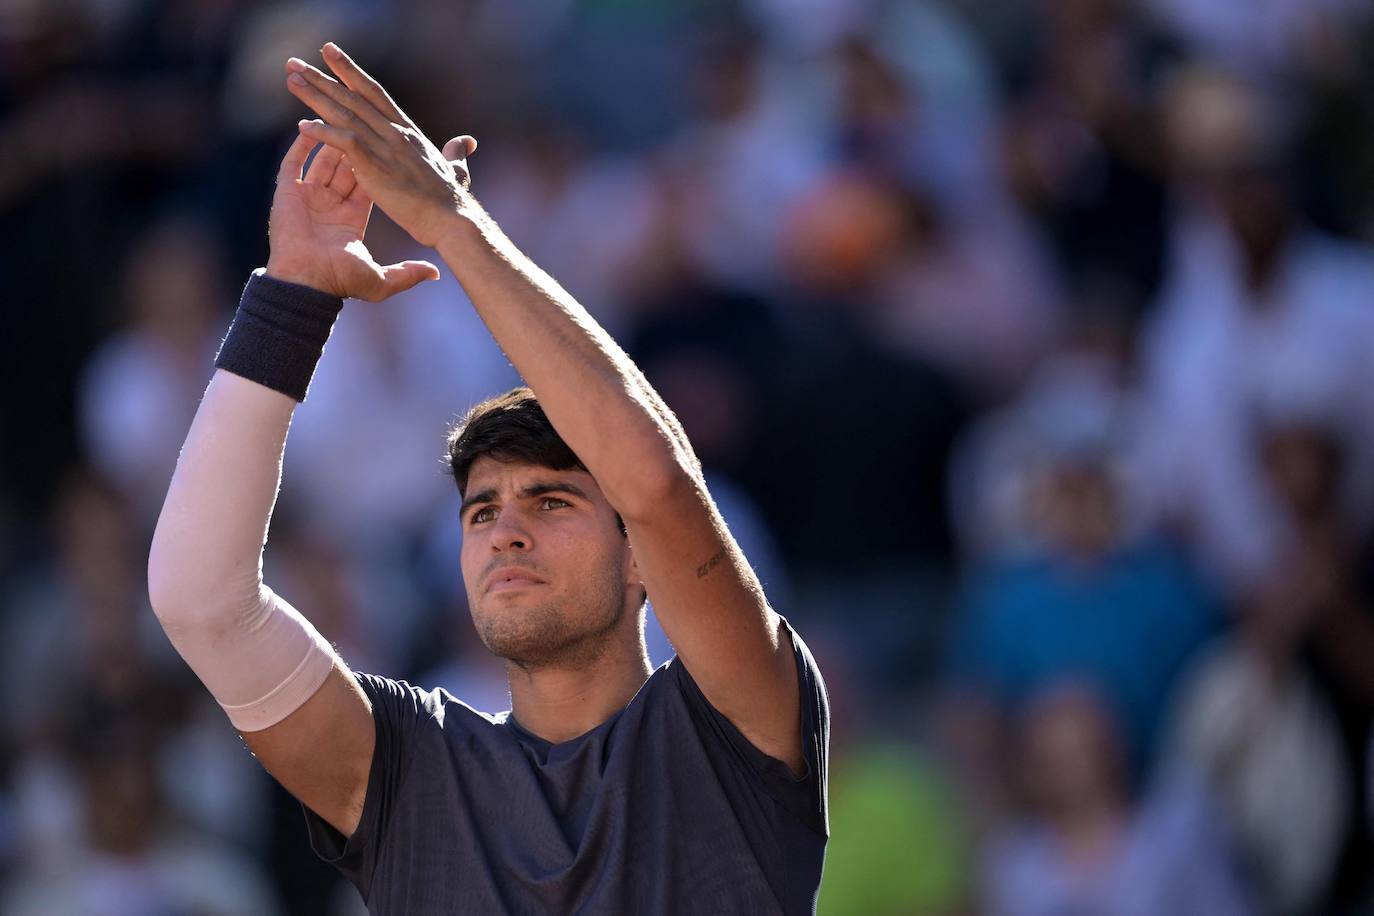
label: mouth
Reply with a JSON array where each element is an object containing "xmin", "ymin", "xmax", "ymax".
[{"xmin": 485, "ymin": 571, "xmax": 546, "ymax": 594}]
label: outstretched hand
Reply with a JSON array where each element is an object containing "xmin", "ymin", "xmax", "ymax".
[
  {"xmin": 266, "ymin": 131, "xmax": 440, "ymax": 301},
  {"xmin": 284, "ymin": 43, "xmax": 477, "ymax": 249}
]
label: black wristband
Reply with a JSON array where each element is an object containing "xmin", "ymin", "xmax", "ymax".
[{"xmin": 214, "ymin": 269, "xmax": 344, "ymax": 402}]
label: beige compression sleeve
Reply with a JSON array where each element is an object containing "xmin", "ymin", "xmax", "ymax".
[{"xmin": 148, "ymin": 273, "xmax": 343, "ymax": 732}]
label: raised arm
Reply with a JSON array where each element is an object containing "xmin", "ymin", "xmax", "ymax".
[
  {"xmin": 285, "ymin": 45, "xmax": 804, "ymax": 771},
  {"xmin": 147, "ymin": 134, "xmax": 439, "ymax": 836}
]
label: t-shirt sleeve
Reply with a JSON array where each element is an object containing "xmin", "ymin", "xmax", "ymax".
[
  {"xmin": 300, "ymin": 672, "xmax": 427, "ymax": 898},
  {"xmin": 671, "ymin": 615, "xmax": 830, "ymax": 835}
]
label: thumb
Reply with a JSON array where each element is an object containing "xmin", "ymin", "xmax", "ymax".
[
  {"xmin": 442, "ymin": 135, "xmax": 478, "ymax": 162},
  {"xmin": 372, "ymin": 259, "xmax": 441, "ymax": 299}
]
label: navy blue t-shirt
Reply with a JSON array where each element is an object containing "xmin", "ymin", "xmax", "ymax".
[{"xmin": 303, "ymin": 619, "xmax": 829, "ymax": 914}]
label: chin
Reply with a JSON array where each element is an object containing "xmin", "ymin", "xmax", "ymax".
[
  {"xmin": 474, "ymin": 601, "xmax": 623, "ymax": 669},
  {"xmin": 475, "ymin": 603, "xmax": 568, "ymax": 660}
]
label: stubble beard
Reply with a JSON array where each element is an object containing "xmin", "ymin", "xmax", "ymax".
[{"xmin": 473, "ymin": 566, "xmax": 626, "ymax": 672}]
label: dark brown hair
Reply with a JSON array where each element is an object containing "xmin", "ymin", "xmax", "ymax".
[
  {"xmin": 447, "ymin": 387, "xmax": 586, "ymax": 496},
  {"xmin": 447, "ymin": 387, "xmax": 629, "ymax": 537}
]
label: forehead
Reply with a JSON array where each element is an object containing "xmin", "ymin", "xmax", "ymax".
[{"xmin": 463, "ymin": 456, "xmax": 604, "ymax": 498}]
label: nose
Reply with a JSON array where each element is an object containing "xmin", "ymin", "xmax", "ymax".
[{"xmin": 488, "ymin": 511, "xmax": 531, "ymax": 552}]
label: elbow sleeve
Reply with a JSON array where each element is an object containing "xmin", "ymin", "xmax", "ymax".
[{"xmin": 154, "ymin": 581, "xmax": 339, "ymax": 732}]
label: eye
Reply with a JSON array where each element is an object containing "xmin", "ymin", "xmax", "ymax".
[
  {"xmin": 539, "ymin": 497, "xmax": 571, "ymax": 510},
  {"xmin": 470, "ymin": 506, "xmax": 497, "ymax": 524}
]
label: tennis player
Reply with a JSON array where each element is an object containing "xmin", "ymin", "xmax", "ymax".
[{"xmin": 148, "ymin": 42, "xmax": 828, "ymax": 915}]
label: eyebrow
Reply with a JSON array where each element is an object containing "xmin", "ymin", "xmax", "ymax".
[{"xmin": 460, "ymin": 480, "xmax": 591, "ymax": 520}]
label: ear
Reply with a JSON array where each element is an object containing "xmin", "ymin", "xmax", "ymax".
[{"xmin": 623, "ymin": 536, "xmax": 646, "ymax": 595}]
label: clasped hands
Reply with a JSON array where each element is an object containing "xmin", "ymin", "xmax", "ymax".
[{"xmin": 265, "ymin": 42, "xmax": 478, "ymax": 301}]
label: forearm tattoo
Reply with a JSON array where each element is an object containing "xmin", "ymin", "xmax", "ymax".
[{"xmin": 696, "ymin": 547, "xmax": 727, "ymax": 579}]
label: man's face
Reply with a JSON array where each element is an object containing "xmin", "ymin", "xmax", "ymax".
[{"xmin": 459, "ymin": 457, "xmax": 641, "ymax": 669}]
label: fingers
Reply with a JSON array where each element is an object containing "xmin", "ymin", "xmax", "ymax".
[
  {"xmin": 329, "ymin": 154, "xmax": 358, "ymax": 199},
  {"xmin": 298, "ymin": 117, "xmax": 370, "ymax": 164},
  {"xmin": 441, "ymin": 136, "xmax": 478, "ymax": 161},
  {"xmin": 304, "ymin": 142, "xmax": 342, "ymax": 186},
  {"xmin": 441, "ymin": 135, "xmax": 477, "ymax": 186},
  {"xmin": 362, "ymin": 260, "xmax": 441, "ymax": 302},
  {"xmin": 276, "ymin": 131, "xmax": 318, "ymax": 184},
  {"xmin": 320, "ymin": 43, "xmax": 410, "ymax": 126},
  {"xmin": 286, "ymin": 57, "xmax": 392, "ymax": 145},
  {"xmin": 294, "ymin": 121, "xmax": 359, "ymax": 199}
]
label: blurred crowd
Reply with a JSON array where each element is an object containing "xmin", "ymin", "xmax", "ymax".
[{"xmin": 4, "ymin": 0, "xmax": 1374, "ymax": 913}]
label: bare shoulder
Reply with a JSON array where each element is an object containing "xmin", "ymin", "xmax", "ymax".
[{"xmin": 242, "ymin": 660, "xmax": 376, "ymax": 838}]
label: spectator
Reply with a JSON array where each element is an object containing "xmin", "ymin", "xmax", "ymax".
[
  {"xmin": 948, "ymin": 349, "xmax": 1218, "ymax": 773},
  {"xmin": 999, "ymin": 0, "xmax": 1177, "ymax": 326},
  {"xmin": 2, "ymin": 713, "xmax": 284, "ymax": 916},
  {"xmin": 1164, "ymin": 577, "xmax": 1350, "ymax": 913},
  {"xmin": 982, "ymin": 683, "xmax": 1253, "ymax": 916},
  {"xmin": 1138, "ymin": 0, "xmax": 1367, "ymax": 77},
  {"xmin": 78, "ymin": 215, "xmax": 230, "ymax": 523},
  {"xmin": 0, "ymin": 469, "xmax": 174, "ymax": 753},
  {"xmin": 1140, "ymin": 64, "xmax": 1374, "ymax": 593},
  {"xmin": 664, "ymin": 21, "xmax": 828, "ymax": 291},
  {"xmin": 1166, "ymin": 418, "xmax": 1374, "ymax": 912}
]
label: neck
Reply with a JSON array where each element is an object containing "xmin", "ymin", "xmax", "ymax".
[{"xmin": 506, "ymin": 630, "xmax": 652, "ymax": 744}]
